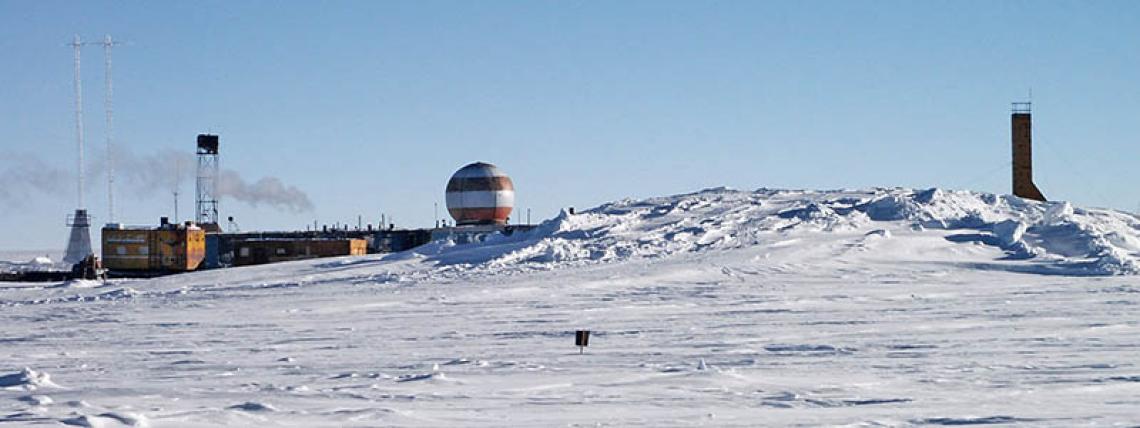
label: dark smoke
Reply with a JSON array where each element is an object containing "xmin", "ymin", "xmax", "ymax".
[
  {"xmin": 218, "ymin": 170, "xmax": 314, "ymax": 213},
  {"xmin": 0, "ymin": 148, "xmax": 313, "ymax": 213},
  {"xmin": 110, "ymin": 147, "xmax": 314, "ymax": 212}
]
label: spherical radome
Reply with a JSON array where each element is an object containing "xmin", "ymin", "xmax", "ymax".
[{"xmin": 445, "ymin": 162, "xmax": 514, "ymax": 225}]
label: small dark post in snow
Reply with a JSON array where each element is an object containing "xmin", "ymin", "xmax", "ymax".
[{"xmin": 575, "ymin": 330, "xmax": 590, "ymax": 354}]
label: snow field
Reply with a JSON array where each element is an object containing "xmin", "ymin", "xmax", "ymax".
[{"xmin": 2, "ymin": 187, "xmax": 1139, "ymax": 426}]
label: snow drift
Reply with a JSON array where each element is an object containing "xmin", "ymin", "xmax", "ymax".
[{"xmin": 420, "ymin": 188, "xmax": 1140, "ymax": 276}]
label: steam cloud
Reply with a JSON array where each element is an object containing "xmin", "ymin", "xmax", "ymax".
[{"xmin": 0, "ymin": 148, "xmax": 314, "ymax": 213}]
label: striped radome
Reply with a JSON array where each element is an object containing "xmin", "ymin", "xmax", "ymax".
[{"xmin": 445, "ymin": 162, "xmax": 515, "ymax": 225}]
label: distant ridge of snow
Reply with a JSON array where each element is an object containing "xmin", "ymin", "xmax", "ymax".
[{"xmin": 418, "ymin": 187, "xmax": 1140, "ymax": 276}]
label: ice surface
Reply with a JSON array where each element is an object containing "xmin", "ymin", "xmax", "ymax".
[{"xmin": 2, "ymin": 188, "xmax": 1139, "ymax": 426}]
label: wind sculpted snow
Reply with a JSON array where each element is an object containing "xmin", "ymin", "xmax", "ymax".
[
  {"xmin": 2, "ymin": 188, "xmax": 1139, "ymax": 426},
  {"xmin": 421, "ymin": 187, "xmax": 1140, "ymax": 276}
]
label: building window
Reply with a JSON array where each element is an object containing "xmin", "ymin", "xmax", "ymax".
[{"xmin": 240, "ymin": 247, "xmax": 250, "ymax": 257}]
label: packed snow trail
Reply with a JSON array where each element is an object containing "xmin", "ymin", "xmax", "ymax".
[{"xmin": 2, "ymin": 188, "xmax": 1139, "ymax": 426}]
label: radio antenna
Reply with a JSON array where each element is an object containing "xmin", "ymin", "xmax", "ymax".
[{"xmin": 100, "ymin": 35, "xmax": 123, "ymax": 222}]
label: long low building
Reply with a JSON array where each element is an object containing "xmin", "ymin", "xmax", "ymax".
[
  {"xmin": 203, "ymin": 228, "xmax": 436, "ymax": 268},
  {"xmin": 231, "ymin": 238, "xmax": 367, "ymax": 266},
  {"xmin": 99, "ymin": 221, "xmax": 537, "ymax": 275}
]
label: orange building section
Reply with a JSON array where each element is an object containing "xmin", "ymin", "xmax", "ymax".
[
  {"xmin": 102, "ymin": 224, "xmax": 206, "ymax": 272},
  {"xmin": 1011, "ymin": 105, "xmax": 1046, "ymax": 201},
  {"xmin": 232, "ymin": 239, "xmax": 367, "ymax": 266}
]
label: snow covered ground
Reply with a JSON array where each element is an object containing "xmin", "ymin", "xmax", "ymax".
[
  {"xmin": 2, "ymin": 188, "xmax": 1139, "ymax": 426},
  {"xmin": 0, "ymin": 250, "xmax": 63, "ymax": 274}
]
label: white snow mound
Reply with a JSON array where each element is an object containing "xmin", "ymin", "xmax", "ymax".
[{"xmin": 418, "ymin": 188, "xmax": 1140, "ymax": 276}]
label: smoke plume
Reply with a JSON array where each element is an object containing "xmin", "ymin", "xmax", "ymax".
[
  {"xmin": 0, "ymin": 147, "xmax": 314, "ymax": 213},
  {"xmin": 0, "ymin": 154, "xmax": 72, "ymax": 207},
  {"xmin": 217, "ymin": 170, "xmax": 314, "ymax": 213}
]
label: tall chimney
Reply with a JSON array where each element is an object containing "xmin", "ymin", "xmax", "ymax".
[{"xmin": 1011, "ymin": 102, "xmax": 1046, "ymax": 201}]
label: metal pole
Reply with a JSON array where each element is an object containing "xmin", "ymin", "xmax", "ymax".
[
  {"xmin": 103, "ymin": 35, "xmax": 117, "ymax": 222},
  {"xmin": 173, "ymin": 155, "xmax": 183, "ymax": 222},
  {"xmin": 71, "ymin": 35, "xmax": 85, "ymax": 209}
]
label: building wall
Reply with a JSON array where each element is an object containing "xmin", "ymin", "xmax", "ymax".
[
  {"xmin": 232, "ymin": 239, "xmax": 367, "ymax": 266},
  {"xmin": 102, "ymin": 227, "xmax": 206, "ymax": 272},
  {"xmin": 102, "ymin": 229, "xmax": 151, "ymax": 271},
  {"xmin": 181, "ymin": 230, "xmax": 207, "ymax": 270}
]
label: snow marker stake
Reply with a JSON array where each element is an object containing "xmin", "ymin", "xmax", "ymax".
[{"xmin": 575, "ymin": 330, "xmax": 590, "ymax": 354}]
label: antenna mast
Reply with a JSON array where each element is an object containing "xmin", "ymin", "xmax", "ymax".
[
  {"xmin": 63, "ymin": 35, "xmax": 94, "ymax": 265},
  {"xmin": 101, "ymin": 35, "xmax": 121, "ymax": 222},
  {"xmin": 71, "ymin": 35, "xmax": 85, "ymax": 209}
]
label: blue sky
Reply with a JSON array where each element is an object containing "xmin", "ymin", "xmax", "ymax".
[{"xmin": 2, "ymin": 1, "xmax": 1138, "ymax": 250}]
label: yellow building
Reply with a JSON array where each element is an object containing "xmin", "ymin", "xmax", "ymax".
[{"xmin": 102, "ymin": 220, "xmax": 206, "ymax": 272}]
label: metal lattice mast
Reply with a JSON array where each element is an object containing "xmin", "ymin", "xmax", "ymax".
[
  {"xmin": 70, "ymin": 35, "xmax": 85, "ymax": 209},
  {"xmin": 63, "ymin": 35, "xmax": 93, "ymax": 265},
  {"xmin": 196, "ymin": 134, "xmax": 220, "ymax": 225},
  {"xmin": 102, "ymin": 35, "xmax": 121, "ymax": 223}
]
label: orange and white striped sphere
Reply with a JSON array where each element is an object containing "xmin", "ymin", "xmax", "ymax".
[{"xmin": 446, "ymin": 162, "xmax": 514, "ymax": 225}]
